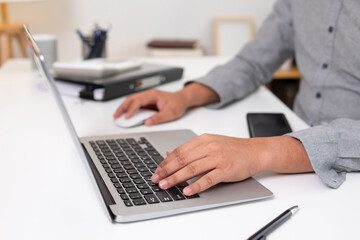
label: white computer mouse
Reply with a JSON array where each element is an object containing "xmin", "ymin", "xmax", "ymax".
[{"xmin": 115, "ymin": 109, "xmax": 157, "ymax": 128}]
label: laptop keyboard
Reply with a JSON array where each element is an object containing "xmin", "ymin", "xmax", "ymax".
[{"xmin": 89, "ymin": 137, "xmax": 199, "ymax": 207}]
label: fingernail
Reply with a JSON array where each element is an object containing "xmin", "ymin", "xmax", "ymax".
[
  {"xmin": 183, "ymin": 187, "xmax": 192, "ymax": 196},
  {"xmin": 159, "ymin": 180, "xmax": 168, "ymax": 189},
  {"xmin": 151, "ymin": 174, "xmax": 159, "ymax": 183}
]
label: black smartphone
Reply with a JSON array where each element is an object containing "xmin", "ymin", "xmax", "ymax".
[{"xmin": 247, "ymin": 113, "xmax": 292, "ymax": 138}]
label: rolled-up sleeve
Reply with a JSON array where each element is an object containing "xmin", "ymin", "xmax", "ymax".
[
  {"xmin": 287, "ymin": 118, "xmax": 360, "ymax": 188},
  {"xmin": 190, "ymin": 0, "xmax": 294, "ymax": 108}
]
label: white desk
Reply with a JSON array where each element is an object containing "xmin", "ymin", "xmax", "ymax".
[{"xmin": 1, "ymin": 57, "xmax": 359, "ymax": 240}]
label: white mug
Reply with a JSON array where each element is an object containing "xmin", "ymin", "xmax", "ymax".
[{"xmin": 27, "ymin": 34, "xmax": 58, "ymax": 71}]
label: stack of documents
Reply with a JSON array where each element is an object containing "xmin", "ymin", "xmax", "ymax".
[
  {"xmin": 47, "ymin": 59, "xmax": 183, "ymax": 101},
  {"xmin": 53, "ymin": 58, "xmax": 142, "ymax": 79}
]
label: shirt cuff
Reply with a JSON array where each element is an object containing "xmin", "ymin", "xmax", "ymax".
[
  {"xmin": 286, "ymin": 126, "xmax": 346, "ymax": 188},
  {"xmin": 184, "ymin": 78, "xmax": 230, "ymax": 109}
]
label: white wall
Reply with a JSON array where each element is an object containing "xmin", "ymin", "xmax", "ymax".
[{"xmin": 5, "ymin": 0, "xmax": 276, "ymax": 61}]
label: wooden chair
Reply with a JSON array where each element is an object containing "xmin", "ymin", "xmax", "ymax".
[{"xmin": 0, "ymin": 3, "xmax": 28, "ymax": 66}]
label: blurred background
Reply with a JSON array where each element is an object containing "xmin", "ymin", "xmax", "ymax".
[
  {"xmin": 2, "ymin": 0, "xmax": 276, "ymax": 60},
  {"xmin": 1, "ymin": 0, "xmax": 301, "ymax": 108}
]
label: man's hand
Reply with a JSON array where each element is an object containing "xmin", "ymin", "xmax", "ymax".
[
  {"xmin": 113, "ymin": 89, "xmax": 189, "ymax": 126},
  {"xmin": 151, "ymin": 134, "xmax": 313, "ymax": 196},
  {"xmin": 113, "ymin": 83, "xmax": 220, "ymax": 126}
]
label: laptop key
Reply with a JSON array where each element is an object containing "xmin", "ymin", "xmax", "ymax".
[
  {"xmin": 141, "ymin": 172, "xmax": 152, "ymax": 177},
  {"xmin": 126, "ymin": 188, "xmax": 138, "ymax": 194},
  {"xmin": 167, "ymin": 187, "xmax": 186, "ymax": 201},
  {"xmin": 140, "ymin": 188, "xmax": 153, "ymax": 195},
  {"xmin": 105, "ymin": 156, "xmax": 116, "ymax": 160},
  {"xmin": 110, "ymin": 164, "xmax": 121, "ymax": 169},
  {"xmin": 152, "ymin": 155, "xmax": 164, "ymax": 165},
  {"xmin": 147, "ymin": 164, "xmax": 157, "ymax": 169},
  {"xmin": 102, "ymin": 163, "xmax": 109, "ymax": 168},
  {"xmin": 138, "ymin": 167, "xmax": 148, "ymax": 172},
  {"xmin": 117, "ymin": 188, "xmax": 125, "ymax": 194},
  {"xmin": 147, "ymin": 181, "xmax": 156, "ymax": 186},
  {"xmin": 119, "ymin": 178, "xmax": 131, "ymax": 183},
  {"xmin": 129, "ymin": 193, "xmax": 142, "ymax": 199},
  {"xmin": 177, "ymin": 182, "xmax": 189, "ymax": 188},
  {"xmin": 135, "ymin": 163, "xmax": 145, "ymax": 168},
  {"xmin": 148, "ymin": 151, "xmax": 160, "ymax": 156},
  {"xmin": 144, "ymin": 176, "xmax": 152, "ymax": 181},
  {"xmin": 121, "ymin": 160, "xmax": 132, "ymax": 166},
  {"xmin": 186, "ymin": 194, "xmax": 200, "ymax": 199},
  {"xmin": 141, "ymin": 155, "xmax": 151, "ymax": 160},
  {"xmin": 156, "ymin": 191, "xmax": 173, "ymax": 202},
  {"xmin": 131, "ymin": 159, "xmax": 142, "ymax": 164},
  {"xmin": 120, "ymin": 194, "xmax": 129, "ymax": 200},
  {"xmin": 134, "ymin": 179, "xmax": 145, "ymax": 184},
  {"xmin": 124, "ymin": 165, "xmax": 135, "ymax": 170},
  {"xmin": 144, "ymin": 194, "xmax": 160, "ymax": 204},
  {"xmin": 152, "ymin": 185, "xmax": 161, "ymax": 192},
  {"xmin": 137, "ymin": 183, "xmax": 148, "ymax": 189},
  {"xmin": 133, "ymin": 198, "xmax": 146, "ymax": 206},
  {"xmin": 126, "ymin": 138, "xmax": 137, "ymax": 145},
  {"xmin": 123, "ymin": 200, "xmax": 133, "ymax": 207},
  {"xmin": 117, "ymin": 156, "xmax": 128, "ymax": 161},
  {"xmin": 139, "ymin": 137, "xmax": 147, "ymax": 144},
  {"xmin": 116, "ymin": 139, "xmax": 126, "ymax": 144},
  {"xmin": 123, "ymin": 183, "xmax": 135, "ymax": 189},
  {"xmin": 127, "ymin": 169, "xmax": 138, "ymax": 175},
  {"xmin": 130, "ymin": 174, "xmax": 141, "ymax": 179},
  {"xmin": 114, "ymin": 168, "xmax": 125, "ymax": 173},
  {"xmin": 116, "ymin": 173, "xmax": 127, "ymax": 178}
]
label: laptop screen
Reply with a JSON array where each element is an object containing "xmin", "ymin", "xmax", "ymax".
[{"xmin": 23, "ymin": 24, "xmax": 88, "ymax": 162}]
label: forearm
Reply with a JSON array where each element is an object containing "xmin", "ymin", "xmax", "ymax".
[
  {"xmin": 287, "ymin": 118, "xmax": 360, "ymax": 188},
  {"xmin": 177, "ymin": 82, "xmax": 220, "ymax": 109},
  {"xmin": 258, "ymin": 136, "xmax": 313, "ymax": 174}
]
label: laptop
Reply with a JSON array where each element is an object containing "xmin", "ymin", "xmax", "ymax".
[{"xmin": 24, "ymin": 25, "xmax": 273, "ymax": 223}]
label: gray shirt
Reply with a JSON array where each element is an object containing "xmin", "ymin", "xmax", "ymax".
[{"xmin": 194, "ymin": 0, "xmax": 360, "ymax": 188}]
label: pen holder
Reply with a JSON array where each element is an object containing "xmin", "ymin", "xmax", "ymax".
[{"xmin": 82, "ymin": 35, "xmax": 107, "ymax": 60}]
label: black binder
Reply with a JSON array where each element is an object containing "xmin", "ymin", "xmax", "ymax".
[{"xmin": 54, "ymin": 63, "xmax": 183, "ymax": 101}]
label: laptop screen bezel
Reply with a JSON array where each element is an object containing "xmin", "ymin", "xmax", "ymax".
[{"xmin": 23, "ymin": 24, "xmax": 91, "ymax": 170}]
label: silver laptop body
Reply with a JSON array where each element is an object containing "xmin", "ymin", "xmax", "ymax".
[{"xmin": 24, "ymin": 25, "xmax": 273, "ymax": 223}]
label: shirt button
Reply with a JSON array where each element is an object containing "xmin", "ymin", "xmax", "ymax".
[
  {"xmin": 328, "ymin": 26, "xmax": 334, "ymax": 33},
  {"xmin": 322, "ymin": 63, "xmax": 328, "ymax": 69},
  {"xmin": 316, "ymin": 92, "xmax": 322, "ymax": 99}
]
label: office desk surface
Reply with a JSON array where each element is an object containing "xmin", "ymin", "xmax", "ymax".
[{"xmin": 1, "ymin": 57, "xmax": 359, "ymax": 240}]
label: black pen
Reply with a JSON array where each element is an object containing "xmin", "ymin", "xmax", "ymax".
[{"xmin": 247, "ymin": 205, "xmax": 299, "ymax": 240}]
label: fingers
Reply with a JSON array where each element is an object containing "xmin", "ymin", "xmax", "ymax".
[
  {"xmin": 152, "ymin": 145, "xmax": 207, "ymax": 183},
  {"xmin": 144, "ymin": 109, "xmax": 177, "ymax": 126},
  {"xmin": 113, "ymin": 97, "xmax": 133, "ymax": 119},
  {"xmin": 124, "ymin": 99, "xmax": 143, "ymax": 118},
  {"xmin": 183, "ymin": 169, "xmax": 223, "ymax": 196},
  {"xmin": 157, "ymin": 157, "xmax": 216, "ymax": 191},
  {"xmin": 152, "ymin": 136, "xmax": 206, "ymax": 182},
  {"xmin": 113, "ymin": 91, "xmax": 157, "ymax": 119}
]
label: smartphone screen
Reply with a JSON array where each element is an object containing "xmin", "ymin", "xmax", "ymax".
[{"xmin": 247, "ymin": 113, "xmax": 292, "ymax": 138}]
